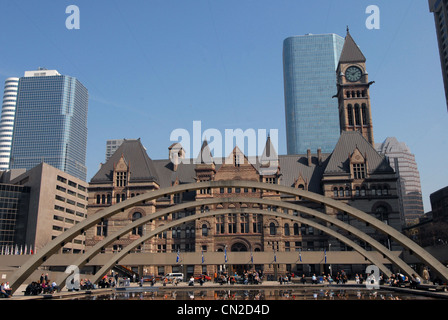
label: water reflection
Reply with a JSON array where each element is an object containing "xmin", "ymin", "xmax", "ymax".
[{"xmin": 73, "ymin": 288, "xmax": 434, "ymax": 301}]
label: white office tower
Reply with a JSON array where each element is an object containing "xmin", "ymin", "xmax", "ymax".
[
  {"xmin": 106, "ymin": 139, "xmax": 124, "ymax": 162},
  {"xmin": 376, "ymin": 137, "xmax": 424, "ymax": 225},
  {"xmin": 0, "ymin": 78, "xmax": 19, "ymax": 170}
]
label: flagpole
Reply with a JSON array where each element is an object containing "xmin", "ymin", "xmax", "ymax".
[{"xmin": 224, "ymin": 245, "xmax": 228, "ymax": 273}]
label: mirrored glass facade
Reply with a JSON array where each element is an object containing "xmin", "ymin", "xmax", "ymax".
[
  {"xmin": 283, "ymin": 34, "xmax": 344, "ymax": 154},
  {"xmin": 10, "ymin": 73, "xmax": 88, "ymax": 181}
]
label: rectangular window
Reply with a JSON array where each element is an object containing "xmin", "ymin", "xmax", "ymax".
[
  {"xmin": 353, "ymin": 163, "xmax": 366, "ymax": 179},
  {"xmin": 116, "ymin": 172, "xmax": 127, "ymax": 187}
]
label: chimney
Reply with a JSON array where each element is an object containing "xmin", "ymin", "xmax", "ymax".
[
  {"xmin": 169, "ymin": 143, "xmax": 184, "ymax": 172},
  {"xmin": 307, "ymin": 149, "xmax": 312, "ymax": 166}
]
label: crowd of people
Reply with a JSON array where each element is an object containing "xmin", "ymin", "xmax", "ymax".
[
  {"xmin": 276, "ymin": 271, "xmax": 348, "ymax": 285},
  {"xmin": 24, "ymin": 274, "xmax": 60, "ymax": 296},
  {"xmin": 213, "ymin": 270, "xmax": 263, "ymax": 285},
  {"xmin": 4, "ymin": 265, "xmax": 443, "ymax": 297}
]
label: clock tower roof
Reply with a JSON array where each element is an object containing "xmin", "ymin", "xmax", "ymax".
[{"xmin": 338, "ymin": 29, "xmax": 366, "ymax": 66}]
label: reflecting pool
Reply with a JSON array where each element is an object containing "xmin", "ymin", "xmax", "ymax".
[{"xmin": 71, "ymin": 287, "xmax": 438, "ymax": 300}]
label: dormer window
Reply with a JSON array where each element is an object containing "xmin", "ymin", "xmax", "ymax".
[
  {"xmin": 353, "ymin": 163, "xmax": 366, "ymax": 179},
  {"xmin": 116, "ymin": 171, "xmax": 127, "ymax": 187},
  {"xmin": 350, "ymin": 147, "xmax": 368, "ymax": 180}
]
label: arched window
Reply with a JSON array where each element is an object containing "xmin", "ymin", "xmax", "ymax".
[
  {"xmin": 339, "ymin": 187, "xmax": 344, "ymax": 197},
  {"xmin": 269, "ymin": 222, "xmax": 277, "ymax": 235},
  {"xmin": 361, "ymin": 186, "xmax": 366, "ymax": 196},
  {"xmin": 345, "ymin": 187, "xmax": 351, "ymax": 197},
  {"xmin": 382, "ymin": 185, "xmax": 389, "ymax": 195},
  {"xmin": 355, "ymin": 186, "xmax": 360, "ymax": 196},
  {"xmin": 107, "ymin": 194, "xmax": 111, "ymax": 204},
  {"xmin": 96, "ymin": 194, "xmax": 101, "ymax": 204},
  {"xmin": 202, "ymin": 224, "xmax": 208, "ymax": 236},
  {"xmin": 362, "ymin": 104, "xmax": 368, "ymax": 124},
  {"xmin": 101, "ymin": 194, "xmax": 106, "ymax": 204},
  {"xmin": 284, "ymin": 223, "xmax": 290, "ymax": 236},
  {"xmin": 354, "ymin": 104, "xmax": 361, "ymax": 125},
  {"xmin": 293, "ymin": 223, "xmax": 299, "ymax": 235},
  {"xmin": 347, "ymin": 104, "xmax": 354, "ymax": 126},
  {"xmin": 356, "ymin": 90, "xmax": 361, "ymax": 97},
  {"xmin": 333, "ymin": 187, "xmax": 338, "ymax": 198},
  {"xmin": 346, "ymin": 91, "xmax": 351, "ymax": 98},
  {"xmin": 301, "ymin": 224, "xmax": 307, "ymax": 235},
  {"xmin": 377, "ymin": 187, "xmax": 382, "ymax": 196},
  {"xmin": 132, "ymin": 212, "xmax": 143, "ymax": 236},
  {"xmin": 375, "ymin": 205, "xmax": 389, "ymax": 225}
]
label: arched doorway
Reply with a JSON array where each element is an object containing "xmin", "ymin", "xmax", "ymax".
[
  {"xmin": 230, "ymin": 241, "xmax": 251, "ymax": 275},
  {"xmin": 231, "ymin": 242, "xmax": 248, "ymax": 252}
]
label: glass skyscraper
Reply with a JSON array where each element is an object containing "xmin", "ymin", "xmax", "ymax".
[
  {"xmin": 9, "ymin": 69, "xmax": 88, "ymax": 181},
  {"xmin": 283, "ymin": 33, "xmax": 344, "ymax": 154}
]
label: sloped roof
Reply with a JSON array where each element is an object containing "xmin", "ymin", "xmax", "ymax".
[
  {"xmin": 338, "ymin": 30, "xmax": 366, "ymax": 65},
  {"xmin": 90, "ymin": 139, "xmax": 159, "ymax": 184},
  {"xmin": 90, "ymin": 135, "xmax": 394, "ymax": 193},
  {"xmin": 324, "ymin": 131, "xmax": 394, "ymax": 175},
  {"xmin": 278, "ymin": 154, "xmax": 330, "ymax": 193}
]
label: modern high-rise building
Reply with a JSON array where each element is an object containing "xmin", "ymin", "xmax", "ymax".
[
  {"xmin": 0, "ymin": 163, "xmax": 88, "ymax": 253},
  {"xmin": 105, "ymin": 139, "xmax": 124, "ymax": 162},
  {"xmin": 429, "ymin": 0, "xmax": 448, "ymax": 111},
  {"xmin": 0, "ymin": 77, "xmax": 19, "ymax": 170},
  {"xmin": 9, "ymin": 68, "xmax": 89, "ymax": 181},
  {"xmin": 283, "ymin": 33, "xmax": 344, "ymax": 155},
  {"xmin": 376, "ymin": 137, "xmax": 424, "ymax": 224}
]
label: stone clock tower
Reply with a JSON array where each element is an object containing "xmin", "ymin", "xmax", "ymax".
[{"xmin": 335, "ymin": 29, "xmax": 375, "ymax": 145}]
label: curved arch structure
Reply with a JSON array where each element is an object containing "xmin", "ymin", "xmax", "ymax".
[
  {"xmin": 9, "ymin": 180, "xmax": 448, "ymax": 293},
  {"xmin": 89, "ymin": 208, "xmax": 393, "ymax": 284},
  {"xmin": 55, "ymin": 197, "xmax": 413, "ymax": 287}
]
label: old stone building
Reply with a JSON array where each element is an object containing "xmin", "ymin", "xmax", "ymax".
[{"xmin": 85, "ymin": 30, "xmax": 402, "ymax": 278}]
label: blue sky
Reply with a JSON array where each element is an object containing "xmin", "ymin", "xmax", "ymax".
[{"xmin": 0, "ymin": 0, "xmax": 446, "ymax": 212}]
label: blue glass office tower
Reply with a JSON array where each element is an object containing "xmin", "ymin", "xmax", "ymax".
[
  {"xmin": 283, "ymin": 34, "xmax": 344, "ymax": 154},
  {"xmin": 10, "ymin": 69, "xmax": 88, "ymax": 181}
]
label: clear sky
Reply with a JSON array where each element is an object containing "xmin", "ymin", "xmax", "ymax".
[{"xmin": 0, "ymin": 0, "xmax": 446, "ymax": 212}]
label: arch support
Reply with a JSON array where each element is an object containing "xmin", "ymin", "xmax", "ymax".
[
  {"xmin": 89, "ymin": 208, "xmax": 393, "ymax": 284},
  {"xmin": 9, "ymin": 180, "xmax": 448, "ymax": 293},
  {"xmin": 54, "ymin": 196, "xmax": 414, "ymax": 288}
]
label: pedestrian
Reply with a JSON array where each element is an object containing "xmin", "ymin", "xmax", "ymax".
[
  {"xmin": 422, "ymin": 267, "xmax": 430, "ymax": 284},
  {"xmin": 51, "ymin": 280, "xmax": 60, "ymax": 292},
  {"xmin": 1, "ymin": 282, "xmax": 11, "ymax": 298},
  {"xmin": 410, "ymin": 273, "xmax": 421, "ymax": 289}
]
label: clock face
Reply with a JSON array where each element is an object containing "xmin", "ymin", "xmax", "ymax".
[{"xmin": 345, "ymin": 66, "xmax": 362, "ymax": 82}]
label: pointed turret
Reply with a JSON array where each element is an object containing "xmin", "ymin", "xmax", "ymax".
[{"xmin": 338, "ymin": 28, "xmax": 366, "ymax": 66}]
